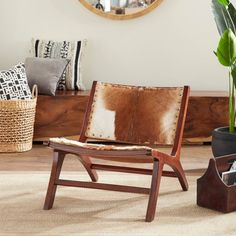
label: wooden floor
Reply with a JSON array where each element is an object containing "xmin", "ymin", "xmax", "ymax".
[{"xmin": 0, "ymin": 144, "xmax": 213, "ymax": 173}]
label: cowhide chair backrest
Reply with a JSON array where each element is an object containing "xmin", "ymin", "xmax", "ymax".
[{"xmin": 82, "ymin": 81, "xmax": 189, "ymax": 146}]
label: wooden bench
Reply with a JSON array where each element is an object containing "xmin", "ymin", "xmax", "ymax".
[{"xmin": 34, "ymin": 90, "xmax": 229, "ymax": 143}]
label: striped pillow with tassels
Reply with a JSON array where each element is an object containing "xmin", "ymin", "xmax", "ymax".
[{"xmin": 31, "ymin": 39, "xmax": 87, "ymax": 91}]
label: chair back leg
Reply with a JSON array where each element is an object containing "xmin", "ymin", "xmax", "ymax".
[
  {"xmin": 145, "ymin": 159, "xmax": 164, "ymax": 222},
  {"xmin": 170, "ymin": 160, "xmax": 188, "ymax": 191},
  {"xmin": 76, "ymin": 155, "xmax": 98, "ymax": 182},
  {"xmin": 44, "ymin": 151, "xmax": 65, "ymax": 210}
]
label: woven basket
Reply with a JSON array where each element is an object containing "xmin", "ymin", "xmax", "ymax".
[{"xmin": 0, "ymin": 85, "xmax": 38, "ymax": 152}]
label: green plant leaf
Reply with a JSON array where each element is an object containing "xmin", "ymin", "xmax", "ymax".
[
  {"xmin": 212, "ymin": 0, "xmax": 235, "ymax": 35},
  {"xmin": 217, "ymin": 29, "xmax": 236, "ymax": 66},
  {"xmin": 218, "ymin": 0, "xmax": 229, "ymax": 7},
  {"xmin": 228, "ymin": 3, "xmax": 236, "ymax": 25}
]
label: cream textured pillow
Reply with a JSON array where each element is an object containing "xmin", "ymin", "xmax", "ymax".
[{"xmin": 31, "ymin": 39, "xmax": 87, "ymax": 91}]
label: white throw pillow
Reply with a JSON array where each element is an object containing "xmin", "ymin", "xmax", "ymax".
[{"xmin": 0, "ymin": 63, "xmax": 32, "ymax": 100}]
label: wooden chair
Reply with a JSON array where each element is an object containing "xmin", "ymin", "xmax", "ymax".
[{"xmin": 44, "ymin": 81, "xmax": 190, "ymax": 222}]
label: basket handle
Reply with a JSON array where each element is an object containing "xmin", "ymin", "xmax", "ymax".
[{"xmin": 32, "ymin": 85, "xmax": 38, "ymax": 98}]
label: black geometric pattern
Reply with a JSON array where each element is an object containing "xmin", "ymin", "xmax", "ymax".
[
  {"xmin": 0, "ymin": 63, "xmax": 32, "ymax": 100},
  {"xmin": 33, "ymin": 39, "xmax": 85, "ymax": 90}
]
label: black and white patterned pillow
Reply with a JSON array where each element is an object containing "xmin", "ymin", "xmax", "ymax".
[
  {"xmin": 0, "ymin": 63, "xmax": 32, "ymax": 100},
  {"xmin": 32, "ymin": 39, "xmax": 87, "ymax": 91}
]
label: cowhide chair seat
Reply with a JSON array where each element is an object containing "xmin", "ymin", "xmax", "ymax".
[
  {"xmin": 50, "ymin": 137, "xmax": 152, "ymax": 151},
  {"xmin": 44, "ymin": 81, "xmax": 190, "ymax": 222}
]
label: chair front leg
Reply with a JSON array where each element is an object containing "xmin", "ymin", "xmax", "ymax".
[
  {"xmin": 145, "ymin": 159, "xmax": 164, "ymax": 222},
  {"xmin": 44, "ymin": 151, "xmax": 65, "ymax": 210}
]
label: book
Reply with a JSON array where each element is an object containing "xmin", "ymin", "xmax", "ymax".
[
  {"xmin": 230, "ymin": 161, "xmax": 236, "ymax": 171},
  {"xmin": 222, "ymin": 169, "xmax": 236, "ymax": 186}
]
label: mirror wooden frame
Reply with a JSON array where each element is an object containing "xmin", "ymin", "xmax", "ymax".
[{"xmin": 79, "ymin": 0, "xmax": 164, "ymax": 20}]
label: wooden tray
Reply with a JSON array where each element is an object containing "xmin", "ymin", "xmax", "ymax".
[{"xmin": 197, "ymin": 154, "xmax": 236, "ymax": 213}]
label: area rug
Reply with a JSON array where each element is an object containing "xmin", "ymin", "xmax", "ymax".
[{"xmin": 0, "ymin": 171, "xmax": 235, "ymax": 236}]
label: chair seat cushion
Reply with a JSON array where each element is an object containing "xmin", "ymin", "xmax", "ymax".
[{"xmin": 49, "ymin": 137, "xmax": 152, "ymax": 151}]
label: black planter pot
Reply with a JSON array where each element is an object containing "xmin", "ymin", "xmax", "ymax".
[{"xmin": 212, "ymin": 127, "xmax": 236, "ymax": 157}]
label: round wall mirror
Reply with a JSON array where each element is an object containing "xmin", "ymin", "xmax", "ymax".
[{"xmin": 79, "ymin": 0, "xmax": 164, "ymax": 20}]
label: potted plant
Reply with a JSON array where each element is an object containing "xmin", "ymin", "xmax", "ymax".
[{"xmin": 211, "ymin": 0, "xmax": 236, "ymax": 157}]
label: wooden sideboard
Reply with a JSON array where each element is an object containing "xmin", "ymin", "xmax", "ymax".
[
  {"xmin": 34, "ymin": 90, "xmax": 229, "ymax": 143},
  {"xmin": 184, "ymin": 91, "xmax": 228, "ymax": 143}
]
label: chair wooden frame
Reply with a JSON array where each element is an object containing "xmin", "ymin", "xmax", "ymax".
[{"xmin": 44, "ymin": 81, "xmax": 190, "ymax": 222}]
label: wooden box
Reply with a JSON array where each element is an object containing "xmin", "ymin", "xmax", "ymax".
[{"xmin": 197, "ymin": 154, "xmax": 236, "ymax": 213}]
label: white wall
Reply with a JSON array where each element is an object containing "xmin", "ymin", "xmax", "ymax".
[{"xmin": 0, "ymin": 0, "xmax": 231, "ymax": 90}]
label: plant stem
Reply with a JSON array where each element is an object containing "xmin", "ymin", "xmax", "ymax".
[{"xmin": 229, "ymin": 67, "xmax": 235, "ymax": 133}]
